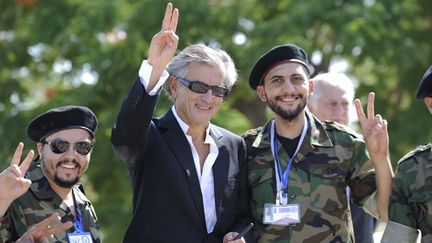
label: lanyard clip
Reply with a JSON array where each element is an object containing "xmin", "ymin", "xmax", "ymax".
[
  {"xmin": 275, "ymin": 191, "xmax": 280, "ymax": 206},
  {"xmin": 279, "ymin": 190, "xmax": 288, "ymax": 206}
]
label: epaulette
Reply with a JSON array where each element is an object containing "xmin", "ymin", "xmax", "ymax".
[
  {"xmin": 242, "ymin": 127, "xmax": 263, "ymax": 138},
  {"xmin": 398, "ymin": 143, "xmax": 431, "ymax": 165},
  {"xmin": 322, "ymin": 120, "xmax": 361, "ymax": 138},
  {"xmin": 242, "ymin": 127, "xmax": 265, "ymax": 149}
]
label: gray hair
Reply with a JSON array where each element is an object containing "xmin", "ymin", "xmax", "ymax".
[
  {"xmin": 163, "ymin": 44, "xmax": 238, "ymax": 99},
  {"xmin": 310, "ymin": 72, "xmax": 355, "ymax": 103}
]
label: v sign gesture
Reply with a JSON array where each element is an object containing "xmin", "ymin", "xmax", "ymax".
[
  {"xmin": 16, "ymin": 213, "xmax": 73, "ymax": 243},
  {"xmin": 0, "ymin": 142, "xmax": 33, "ymax": 218},
  {"xmin": 147, "ymin": 3, "xmax": 179, "ymax": 90},
  {"xmin": 355, "ymin": 92, "xmax": 394, "ymax": 221},
  {"xmin": 355, "ymin": 92, "xmax": 389, "ymax": 161}
]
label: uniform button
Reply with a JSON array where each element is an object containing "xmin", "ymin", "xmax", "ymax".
[{"xmin": 289, "ymin": 192, "xmax": 296, "ymax": 198}]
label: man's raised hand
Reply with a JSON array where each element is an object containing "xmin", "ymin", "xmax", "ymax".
[
  {"xmin": 0, "ymin": 143, "xmax": 33, "ymax": 204},
  {"xmin": 148, "ymin": 2, "xmax": 179, "ymax": 70},
  {"xmin": 355, "ymin": 92, "xmax": 389, "ymax": 162}
]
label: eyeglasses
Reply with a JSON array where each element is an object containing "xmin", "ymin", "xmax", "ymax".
[
  {"xmin": 42, "ymin": 139, "xmax": 94, "ymax": 155},
  {"xmin": 174, "ymin": 76, "xmax": 230, "ymax": 98}
]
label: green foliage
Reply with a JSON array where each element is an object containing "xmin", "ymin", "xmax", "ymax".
[{"xmin": 1, "ymin": 0, "xmax": 431, "ymax": 241}]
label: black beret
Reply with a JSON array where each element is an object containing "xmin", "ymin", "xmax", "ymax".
[
  {"xmin": 249, "ymin": 44, "xmax": 314, "ymax": 90},
  {"xmin": 416, "ymin": 65, "xmax": 432, "ymax": 99},
  {"xmin": 27, "ymin": 105, "xmax": 98, "ymax": 142}
]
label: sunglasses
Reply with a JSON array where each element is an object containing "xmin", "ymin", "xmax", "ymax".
[
  {"xmin": 174, "ymin": 76, "xmax": 230, "ymax": 98},
  {"xmin": 42, "ymin": 139, "xmax": 94, "ymax": 155}
]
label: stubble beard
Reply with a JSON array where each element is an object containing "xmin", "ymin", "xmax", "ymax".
[
  {"xmin": 41, "ymin": 155, "xmax": 81, "ymax": 188},
  {"xmin": 267, "ymin": 95, "xmax": 307, "ymax": 122},
  {"xmin": 54, "ymin": 172, "xmax": 79, "ymax": 189}
]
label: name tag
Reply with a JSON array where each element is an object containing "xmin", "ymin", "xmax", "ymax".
[
  {"xmin": 67, "ymin": 232, "xmax": 93, "ymax": 243},
  {"xmin": 263, "ymin": 203, "xmax": 300, "ymax": 225}
]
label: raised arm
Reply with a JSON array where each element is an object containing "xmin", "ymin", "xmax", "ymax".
[
  {"xmin": 0, "ymin": 143, "xmax": 33, "ymax": 218},
  {"xmin": 355, "ymin": 92, "xmax": 394, "ymax": 220},
  {"xmin": 111, "ymin": 3, "xmax": 179, "ymax": 165}
]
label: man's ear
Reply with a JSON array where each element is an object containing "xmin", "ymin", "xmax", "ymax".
[
  {"xmin": 37, "ymin": 143, "xmax": 43, "ymax": 156},
  {"xmin": 169, "ymin": 76, "xmax": 178, "ymax": 99},
  {"xmin": 308, "ymin": 79, "xmax": 314, "ymax": 98},
  {"xmin": 424, "ymin": 97, "xmax": 432, "ymax": 112},
  {"xmin": 256, "ymin": 85, "xmax": 267, "ymax": 102}
]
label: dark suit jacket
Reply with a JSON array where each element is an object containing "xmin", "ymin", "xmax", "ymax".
[{"xmin": 111, "ymin": 78, "xmax": 250, "ymax": 243}]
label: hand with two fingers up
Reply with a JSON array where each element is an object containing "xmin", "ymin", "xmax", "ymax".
[
  {"xmin": 1, "ymin": 143, "xmax": 74, "ymax": 242},
  {"xmin": 0, "ymin": 142, "xmax": 34, "ymax": 217},
  {"xmin": 147, "ymin": 2, "xmax": 179, "ymax": 89},
  {"xmin": 355, "ymin": 92, "xmax": 394, "ymax": 221},
  {"xmin": 16, "ymin": 213, "xmax": 73, "ymax": 243},
  {"xmin": 355, "ymin": 92, "xmax": 390, "ymax": 162}
]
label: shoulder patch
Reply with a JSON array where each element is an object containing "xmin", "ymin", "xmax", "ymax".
[
  {"xmin": 398, "ymin": 143, "xmax": 431, "ymax": 165},
  {"xmin": 242, "ymin": 127, "xmax": 262, "ymax": 139},
  {"xmin": 322, "ymin": 120, "xmax": 360, "ymax": 138},
  {"xmin": 242, "ymin": 127, "xmax": 264, "ymax": 149}
]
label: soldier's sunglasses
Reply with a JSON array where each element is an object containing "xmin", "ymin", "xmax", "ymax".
[
  {"xmin": 174, "ymin": 76, "xmax": 230, "ymax": 98},
  {"xmin": 41, "ymin": 139, "xmax": 93, "ymax": 155}
]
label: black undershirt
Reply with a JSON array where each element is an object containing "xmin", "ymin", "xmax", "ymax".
[{"xmin": 277, "ymin": 134, "xmax": 301, "ymax": 159}]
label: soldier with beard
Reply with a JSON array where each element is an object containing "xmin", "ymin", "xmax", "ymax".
[
  {"xmin": 0, "ymin": 106, "xmax": 101, "ymax": 242},
  {"xmin": 243, "ymin": 44, "xmax": 394, "ymax": 242}
]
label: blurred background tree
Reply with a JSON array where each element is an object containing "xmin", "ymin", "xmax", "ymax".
[{"xmin": 0, "ymin": 0, "xmax": 431, "ymax": 241}]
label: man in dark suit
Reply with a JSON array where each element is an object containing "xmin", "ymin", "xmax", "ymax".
[{"xmin": 111, "ymin": 3, "xmax": 250, "ymax": 243}]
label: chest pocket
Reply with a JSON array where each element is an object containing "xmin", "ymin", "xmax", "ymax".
[
  {"xmin": 309, "ymin": 163, "xmax": 347, "ymax": 210},
  {"xmin": 247, "ymin": 147, "xmax": 276, "ymax": 215},
  {"xmin": 410, "ymin": 164, "xmax": 432, "ymax": 229},
  {"xmin": 414, "ymin": 199, "xmax": 432, "ymax": 235}
]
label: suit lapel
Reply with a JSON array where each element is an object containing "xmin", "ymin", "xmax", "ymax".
[
  {"xmin": 159, "ymin": 110, "xmax": 206, "ymax": 231},
  {"xmin": 209, "ymin": 125, "xmax": 229, "ymax": 220}
]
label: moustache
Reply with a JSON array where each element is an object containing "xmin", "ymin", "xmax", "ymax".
[
  {"xmin": 56, "ymin": 159, "xmax": 81, "ymax": 170},
  {"xmin": 277, "ymin": 93, "xmax": 304, "ymax": 99}
]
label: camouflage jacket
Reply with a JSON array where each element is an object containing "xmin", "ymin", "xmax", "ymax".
[
  {"xmin": 243, "ymin": 112, "xmax": 377, "ymax": 243},
  {"xmin": 383, "ymin": 143, "xmax": 432, "ymax": 243},
  {"xmin": 0, "ymin": 161, "xmax": 101, "ymax": 242}
]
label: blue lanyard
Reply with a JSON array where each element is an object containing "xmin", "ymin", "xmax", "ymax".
[
  {"xmin": 273, "ymin": 133, "xmax": 293, "ymax": 192},
  {"xmin": 270, "ymin": 119, "xmax": 308, "ymax": 196},
  {"xmin": 72, "ymin": 193, "xmax": 84, "ymax": 233}
]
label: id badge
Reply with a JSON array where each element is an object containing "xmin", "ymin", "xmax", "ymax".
[
  {"xmin": 263, "ymin": 203, "xmax": 300, "ymax": 225},
  {"xmin": 67, "ymin": 232, "xmax": 93, "ymax": 243}
]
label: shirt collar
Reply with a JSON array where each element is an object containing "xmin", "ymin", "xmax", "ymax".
[
  {"xmin": 252, "ymin": 111, "xmax": 334, "ymax": 149},
  {"xmin": 171, "ymin": 106, "xmax": 212, "ymax": 144}
]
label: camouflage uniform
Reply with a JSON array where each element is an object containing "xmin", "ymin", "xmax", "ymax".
[
  {"xmin": 243, "ymin": 112, "xmax": 377, "ymax": 243},
  {"xmin": 382, "ymin": 144, "xmax": 432, "ymax": 243},
  {"xmin": 0, "ymin": 161, "xmax": 101, "ymax": 243}
]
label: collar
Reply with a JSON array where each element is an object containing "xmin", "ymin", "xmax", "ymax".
[{"xmin": 251, "ymin": 111, "xmax": 334, "ymax": 150}]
